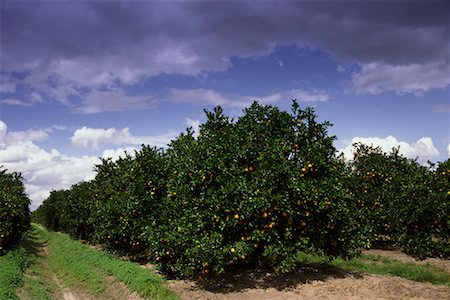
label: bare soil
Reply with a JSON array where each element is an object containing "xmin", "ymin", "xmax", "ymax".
[{"xmin": 167, "ymin": 250, "xmax": 450, "ymax": 300}]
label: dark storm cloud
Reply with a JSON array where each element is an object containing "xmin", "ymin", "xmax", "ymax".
[
  {"xmin": 4, "ymin": 1, "xmax": 447, "ymax": 66},
  {"xmin": 1, "ymin": 0, "xmax": 448, "ymax": 106}
]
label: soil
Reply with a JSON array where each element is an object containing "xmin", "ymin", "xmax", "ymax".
[
  {"xmin": 17, "ymin": 233, "xmax": 450, "ymax": 300},
  {"xmin": 167, "ymin": 250, "xmax": 450, "ymax": 300}
]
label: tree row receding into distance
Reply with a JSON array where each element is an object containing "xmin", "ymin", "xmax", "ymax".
[
  {"xmin": 0, "ymin": 168, "xmax": 30, "ymax": 255},
  {"xmin": 30, "ymin": 101, "xmax": 449, "ymax": 279}
]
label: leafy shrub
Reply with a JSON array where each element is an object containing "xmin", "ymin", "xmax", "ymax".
[
  {"xmin": 32, "ymin": 189, "xmax": 69, "ymax": 232},
  {"xmin": 91, "ymin": 146, "xmax": 168, "ymax": 258},
  {"xmin": 350, "ymin": 144, "xmax": 449, "ymax": 258},
  {"xmin": 0, "ymin": 168, "xmax": 30, "ymax": 254},
  {"xmin": 61, "ymin": 181, "xmax": 96, "ymax": 241},
  {"xmin": 34, "ymin": 100, "xmax": 448, "ymax": 279},
  {"xmin": 148, "ymin": 101, "xmax": 369, "ymax": 278}
]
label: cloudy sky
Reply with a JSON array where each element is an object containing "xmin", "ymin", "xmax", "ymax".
[{"xmin": 1, "ymin": 0, "xmax": 449, "ymax": 210}]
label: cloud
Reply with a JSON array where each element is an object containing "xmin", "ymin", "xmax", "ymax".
[
  {"xmin": 285, "ymin": 89, "xmax": 329, "ymax": 102},
  {"xmin": 0, "ymin": 121, "xmax": 99, "ymax": 210},
  {"xmin": 77, "ymin": 90, "xmax": 157, "ymax": 114},
  {"xmin": 0, "ymin": 98, "xmax": 33, "ymax": 107},
  {"xmin": 0, "ymin": 120, "xmax": 49, "ymax": 146},
  {"xmin": 432, "ymin": 104, "xmax": 450, "ymax": 113},
  {"xmin": 0, "ymin": 83, "xmax": 16, "ymax": 93},
  {"xmin": 185, "ymin": 118, "xmax": 201, "ymax": 137},
  {"xmin": 71, "ymin": 126, "xmax": 178, "ymax": 149},
  {"xmin": 1, "ymin": 141, "xmax": 99, "ymax": 210},
  {"xmin": 167, "ymin": 88, "xmax": 283, "ymax": 108},
  {"xmin": 339, "ymin": 135, "xmax": 440, "ymax": 163},
  {"xmin": 337, "ymin": 65, "xmax": 345, "ymax": 73},
  {"xmin": 2, "ymin": 1, "xmax": 447, "ymax": 109},
  {"xmin": 447, "ymin": 144, "xmax": 450, "ymax": 158},
  {"xmin": 101, "ymin": 147, "xmax": 137, "ymax": 161},
  {"xmin": 168, "ymin": 88, "xmax": 327, "ymax": 108},
  {"xmin": 0, "ymin": 120, "xmax": 150, "ymax": 210},
  {"xmin": 350, "ymin": 62, "xmax": 450, "ymax": 96}
]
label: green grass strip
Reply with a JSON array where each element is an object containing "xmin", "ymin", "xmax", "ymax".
[
  {"xmin": 296, "ymin": 251, "xmax": 450, "ymax": 286},
  {"xmin": 0, "ymin": 248, "xmax": 27, "ymax": 300},
  {"xmin": 36, "ymin": 224, "xmax": 179, "ymax": 300},
  {"xmin": 19, "ymin": 226, "xmax": 52, "ymax": 300}
]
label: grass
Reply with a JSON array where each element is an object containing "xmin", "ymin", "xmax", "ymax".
[
  {"xmin": 18, "ymin": 225, "xmax": 52, "ymax": 300},
  {"xmin": 4, "ymin": 224, "xmax": 448, "ymax": 299},
  {"xmin": 296, "ymin": 251, "xmax": 450, "ymax": 286},
  {"xmin": 0, "ymin": 247, "xmax": 27, "ymax": 300},
  {"xmin": 33, "ymin": 224, "xmax": 179, "ymax": 300}
]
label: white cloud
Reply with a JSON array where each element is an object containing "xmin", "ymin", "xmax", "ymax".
[
  {"xmin": 167, "ymin": 88, "xmax": 327, "ymax": 108},
  {"xmin": 71, "ymin": 126, "xmax": 177, "ymax": 149},
  {"xmin": 77, "ymin": 90, "xmax": 157, "ymax": 114},
  {"xmin": 0, "ymin": 120, "xmax": 153, "ymax": 210},
  {"xmin": 101, "ymin": 147, "xmax": 137, "ymax": 161},
  {"xmin": 350, "ymin": 62, "xmax": 450, "ymax": 96},
  {"xmin": 0, "ymin": 120, "xmax": 49, "ymax": 146},
  {"xmin": 185, "ymin": 118, "xmax": 201, "ymax": 137},
  {"xmin": 0, "ymin": 121, "xmax": 6, "ymax": 141},
  {"xmin": 0, "ymin": 82, "xmax": 16, "ymax": 93},
  {"xmin": 339, "ymin": 135, "xmax": 439, "ymax": 163},
  {"xmin": 0, "ymin": 98, "xmax": 33, "ymax": 107},
  {"xmin": 0, "ymin": 140, "xmax": 98, "ymax": 210},
  {"xmin": 30, "ymin": 92, "xmax": 44, "ymax": 103},
  {"xmin": 284, "ymin": 89, "xmax": 329, "ymax": 102},
  {"xmin": 447, "ymin": 144, "xmax": 450, "ymax": 158},
  {"xmin": 168, "ymin": 89, "xmax": 228, "ymax": 106}
]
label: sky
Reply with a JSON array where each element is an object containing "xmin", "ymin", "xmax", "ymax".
[{"xmin": 1, "ymin": 0, "xmax": 449, "ymax": 210}]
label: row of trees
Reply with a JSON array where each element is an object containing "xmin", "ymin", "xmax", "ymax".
[
  {"xmin": 32, "ymin": 101, "xmax": 449, "ymax": 279},
  {"xmin": 0, "ymin": 168, "xmax": 30, "ymax": 255}
]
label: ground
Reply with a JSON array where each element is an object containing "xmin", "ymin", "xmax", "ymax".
[
  {"xmin": 14, "ymin": 229, "xmax": 450, "ymax": 300},
  {"xmin": 15, "ymin": 227, "xmax": 145, "ymax": 300},
  {"xmin": 167, "ymin": 250, "xmax": 450, "ymax": 300}
]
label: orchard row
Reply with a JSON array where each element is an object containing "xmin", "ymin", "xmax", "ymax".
[
  {"xmin": 27, "ymin": 101, "xmax": 449, "ymax": 278},
  {"xmin": 0, "ymin": 169, "xmax": 30, "ymax": 254}
]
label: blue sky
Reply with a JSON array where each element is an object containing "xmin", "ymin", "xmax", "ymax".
[{"xmin": 1, "ymin": 0, "xmax": 449, "ymax": 209}]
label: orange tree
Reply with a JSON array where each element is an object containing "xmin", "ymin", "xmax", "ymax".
[
  {"xmin": 350, "ymin": 144, "xmax": 449, "ymax": 258},
  {"xmin": 59, "ymin": 181, "xmax": 96, "ymax": 241},
  {"xmin": 404, "ymin": 159, "xmax": 449, "ymax": 258},
  {"xmin": 0, "ymin": 167, "xmax": 30, "ymax": 254},
  {"xmin": 32, "ymin": 189, "xmax": 69, "ymax": 232},
  {"xmin": 148, "ymin": 101, "xmax": 369, "ymax": 278},
  {"xmin": 91, "ymin": 146, "xmax": 168, "ymax": 258}
]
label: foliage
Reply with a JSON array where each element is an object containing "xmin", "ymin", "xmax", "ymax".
[
  {"xmin": 350, "ymin": 144, "xmax": 450, "ymax": 258},
  {"xmin": 91, "ymin": 146, "xmax": 168, "ymax": 258},
  {"xmin": 32, "ymin": 101, "xmax": 449, "ymax": 279},
  {"xmin": 0, "ymin": 247, "xmax": 27, "ymax": 299},
  {"xmin": 0, "ymin": 168, "xmax": 31, "ymax": 254},
  {"xmin": 144, "ymin": 101, "xmax": 368, "ymax": 278},
  {"xmin": 32, "ymin": 189, "xmax": 68, "ymax": 232}
]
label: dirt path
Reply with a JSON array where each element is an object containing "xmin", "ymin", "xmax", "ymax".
[
  {"xmin": 16, "ymin": 229, "xmax": 145, "ymax": 300},
  {"xmin": 16, "ymin": 228, "xmax": 450, "ymax": 300},
  {"xmin": 167, "ymin": 254, "xmax": 450, "ymax": 300}
]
